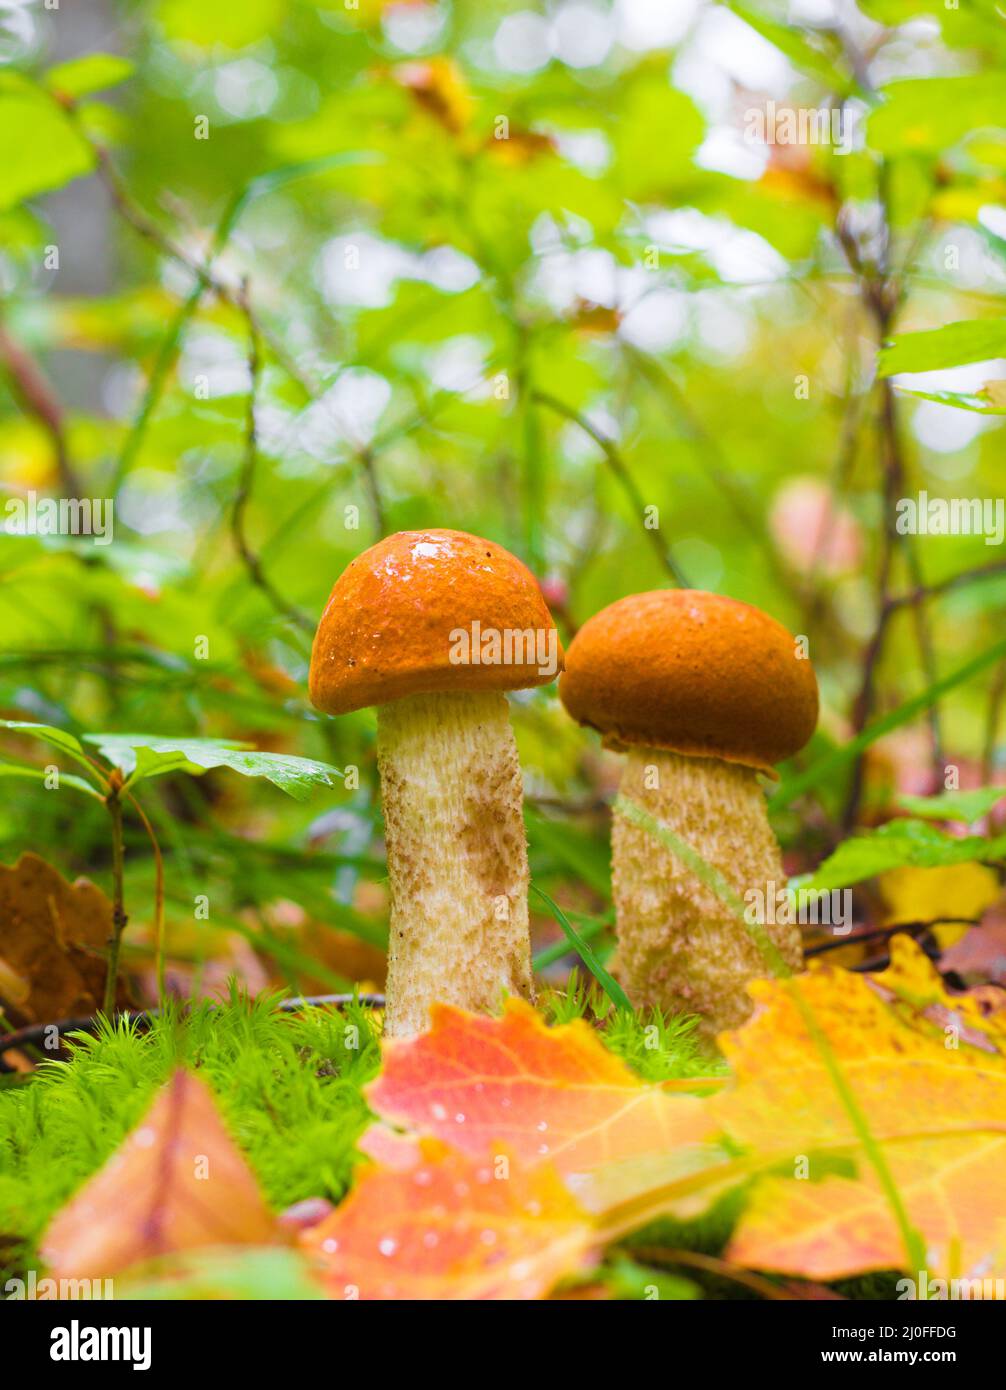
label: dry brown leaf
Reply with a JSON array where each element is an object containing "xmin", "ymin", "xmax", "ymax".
[{"xmin": 0, "ymin": 852, "xmax": 131, "ymax": 1025}]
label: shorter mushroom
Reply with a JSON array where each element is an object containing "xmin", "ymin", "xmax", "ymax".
[
  {"xmin": 309, "ymin": 529, "xmax": 562, "ymax": 1036},
  {"xmin": 559, "ymin": 589, "xmax": 818, "ymax": 1033}
]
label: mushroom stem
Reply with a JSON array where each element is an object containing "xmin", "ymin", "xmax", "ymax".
[
  {"xmin": 611, "ymin": 748, "xmax": 802, "ymax": 1034},
  {"xmin": 376, "ymin": 690, "xmax": 535, "ymax": 1036}
]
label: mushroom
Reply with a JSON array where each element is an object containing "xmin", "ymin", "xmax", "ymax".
[
  {"xmin": 558, "ymin": 589, "xmax": 818, "ymax": 1034},
  {"xmin": 309, "ymin": 529, "xmax": 562, "ymax": 1036}
]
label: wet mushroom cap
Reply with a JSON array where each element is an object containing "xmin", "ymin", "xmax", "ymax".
[
  {"xmin": 558, "ymin": 589, "xmax": 818, "ymax": 776},
  {"xmin": 309, "ymin": 529, "xmax": 563, "ymax": 715}
]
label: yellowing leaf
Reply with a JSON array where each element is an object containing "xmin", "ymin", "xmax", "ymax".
[
  {"xmin": 729, "ymin": 1139, "xmax": 1006, "ymax": 1283},
  {"xmin": 41, "ymin": 1070, "xmax": 276, "ymax": 1280},
  {"xmin": 301, "ymin": 1139, "xmax": 595, "ymax": 1300},
  {"xmin": 879, "ymin": 862, "xmax": 1000, "ymax": 947},
  {"xmin": 716, "ymin": 939, "xmax": 1006, "ymax": 1281},
  {"xmin": 714, "ymin": 937, "xmax": 1006, "ymax": 1154}
]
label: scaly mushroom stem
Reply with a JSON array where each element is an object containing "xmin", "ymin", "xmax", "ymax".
[
  {"xmin": 377, "ymin": 690, "xmax": 535, "ymax": 1036},
  {"xmin": 611, "ymin": 748, "xmax": 802, "ymax": 1034}
]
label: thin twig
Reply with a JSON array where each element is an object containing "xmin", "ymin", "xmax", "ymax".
[
  {"xmin": 805, "ymin": 918, "xmax": 976, "ymax": 958},
  {"xmin": 102, "ymin": 782, "xmax": 128, "ymax": 1016},
  {"xmin": 230, "ymin": 282, "xmax": 315, "ymax": 635},
  {"xmin": 0, "ymin": 323, "xmax": 82, "ymax": 497},
  {"xmin": 532, "ymin": 388, "xmax": 691, "ymax": 587},
  {"xmin": 982, "ymin": 657, "xmax": 1006, "ymax": 785}
]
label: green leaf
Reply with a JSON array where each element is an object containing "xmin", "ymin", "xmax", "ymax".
[
  {"xmin": 44, "ymin": 54, "xmax": 134, "ymax": 100},
  {"xmin": 867, "ymin": 74, "xmax": 1006, "ymax": 156},
  {"xmin": 83, "ymin": 733, "xmax": 342, "ymax": 801},
  {"xmin": 896, "ymin": 786, "xmax": 1006, "ymax": 826},
  {"xmin": 530, "ymin": 885, "xmax": 632, "ymax": 1012},
  {"xmin": 0, "ymin": 74, "xmax": 94, "ymax": 210},
  {"xmin": 0, "ymin": 720, "xmax": 100, "ymax": 781},
  {"xmin": 614, "ymin": 79, "xmax": 704, "ymax": 200},
  {"xmin": 879, "ymin": 320, "xmax": 1006, "ymax": 376},
  {"xmin": 794, "ymin": 819, "xmax": 1006, "ymax": 893},
  {"xmin": 0, "ymin": 759, "xmax": 103, "ymax": 799},
  {"xmin": 728, "ymin": 2, "xmax": 850, "ymax": 91},
  {"xmin": 156, "ymin": 0, "xmax": 287, "ymax": 48},
  {"xmin": 892, "ymin": 386, "xmax": 1006, "ymax": 415}
]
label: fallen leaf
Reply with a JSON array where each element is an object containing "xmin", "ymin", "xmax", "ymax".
[
  {"xmin": 365, "ymin": 998, "xmax": 712, "ymax": 1209},
  {"xmin": 41, "ymin": 1069, "xmax": 276, "ymax": 1279},
  {"xmin": 301, "ymin": 1139, "xmax": 595, "ymax": 1300},
  {"xmin": 879, "ymin": 861, "xmax": 1000, "ymax": 948},
  {"xmin": 0, "ymin": 852, "xmax": 131, "ymax": 1025},
  {"xmin": 717, "ymin": 938, "xmax": 1006, "ymax": 1281},
  {"xmin": 729, "ymin": 1140, "xmax": 1006, "ymax": 1283}
]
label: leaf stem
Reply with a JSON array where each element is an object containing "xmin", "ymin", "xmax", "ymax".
[{"xmin": 102, "ymin": 784, "xmax": 128, "ymax": 1016}]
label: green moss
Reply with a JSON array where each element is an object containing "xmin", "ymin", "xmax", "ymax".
[
  {"xmin": 0, "ymin": 993, "xmax": 381, "ymax": 1280},
  {"xmin": 542, "ymin": 975, "xmax": 727, "ymax": 1083}
]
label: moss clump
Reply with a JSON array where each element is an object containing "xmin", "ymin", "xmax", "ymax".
[{"xmin": 0, "ymin": 992, "xmax": 381, "ymax": 1280}]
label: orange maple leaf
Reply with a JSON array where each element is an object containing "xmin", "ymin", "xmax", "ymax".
[
  {"xmin": 364, "ymin": 998, "xmax": 714, "ymax": 1211},
  {"xmin": 41, "ymin": 1069, "xmax": 277, "ymax": 1281},
  {"xmin": 301, "ymin": 1139, "xmax": 595, "ymax": 1300}
]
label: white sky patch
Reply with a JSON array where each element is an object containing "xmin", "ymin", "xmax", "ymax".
[
  {"xmin": 643, "ymin": 208, "xmax": 787, "ymax": 284},
  {"xmin": 382, "ymin": 2, "xmax": 447, "ymax": 54},
  {"xmin": 297, "ymin": 369, "xmax": 392, "ymax": 456},
  {"xmin": 696, "ymin": 126, "xmax": 768, "ymax": 179},
  {"xmin": 118, "ymin": 470, "xmax": 192, "ymax": 538},
  {"xmin": 552, "ymin": 128, "xmax": 611, "ymax": 175},
  {"xmin": 618, "ymin": 287, "xmax": 689, "ymax": 351},
  {"xmin": 551, "ymin": 3, "xmax": 614, "ymax": 68},
  {"xmin": 560, "ymin": 403, "xmax": 621, "ymax": 462},
  {"xmin": 529, "ymin": 245, "xmax": 619, "ymax": 314},
  {"xmin": 911, "ymin": 399, "xmax": 987, "ymax": 455},
  {"xmin": 318, "ymin": 234, "xmax": 478, "ymax": 308},
  {"xmin": 692, "ymin": 7, "xmax": 795, "ymax": 91},
  {"xmin": 213, "ymin": 59, "xmax": 278, "ymax": 120},
  {"xmin": 788, "ymin": 0, "xmax": 837, "ymax": 22},
  {"xmin": 693, "ymin": 295, "xmax": 753, "ymax": 360},
  {"xmin": 671, "ymin": 47, "xmax": 734, "ymax": 121},
  {"xmin": 978, "ymin": 204, "xmax": 1006, "ymax": 240},
  {"xmin": 419, "ymin": 245, "xmax": 480, "ymax": 292},
  {"xmin": 493, "ymin": 12, "xmax": 551, "ymax": 73},
  {"xmin": 425, "ymin": 336, "xmax": 489, "ymax": 393},
  {"xmin": 179, "ymin": 331, "xmax": 251, "ymax": 398},
  {"xmin": 614, "ymin": 0, "xmax": 700, "ymax": 51}
]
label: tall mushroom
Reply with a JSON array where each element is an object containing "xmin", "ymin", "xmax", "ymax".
[
  {"xmin": 559, "ymin": 589, "xmax": 818, "ymax": 1034},
  {"xmin": 309, "ymin": 529, "xmax": 562, "ymax": 1036}
]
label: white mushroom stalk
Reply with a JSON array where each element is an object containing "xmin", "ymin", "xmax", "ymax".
[
  {"xmin": 613, "ymin": 748, "xmax": 799, "ymax": 1034},
  {"xmin": 377, "ymin": 691, "xmax": 534, "ymax": 1037}
]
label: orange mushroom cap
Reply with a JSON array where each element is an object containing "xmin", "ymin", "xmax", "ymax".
[
  {"xmin": 558, "ymin": 589, "xmax": 818, "ymax": 776},
  {"xmin": 309, "ymin": 529, "xmax": 563, "ymax": 715}
]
